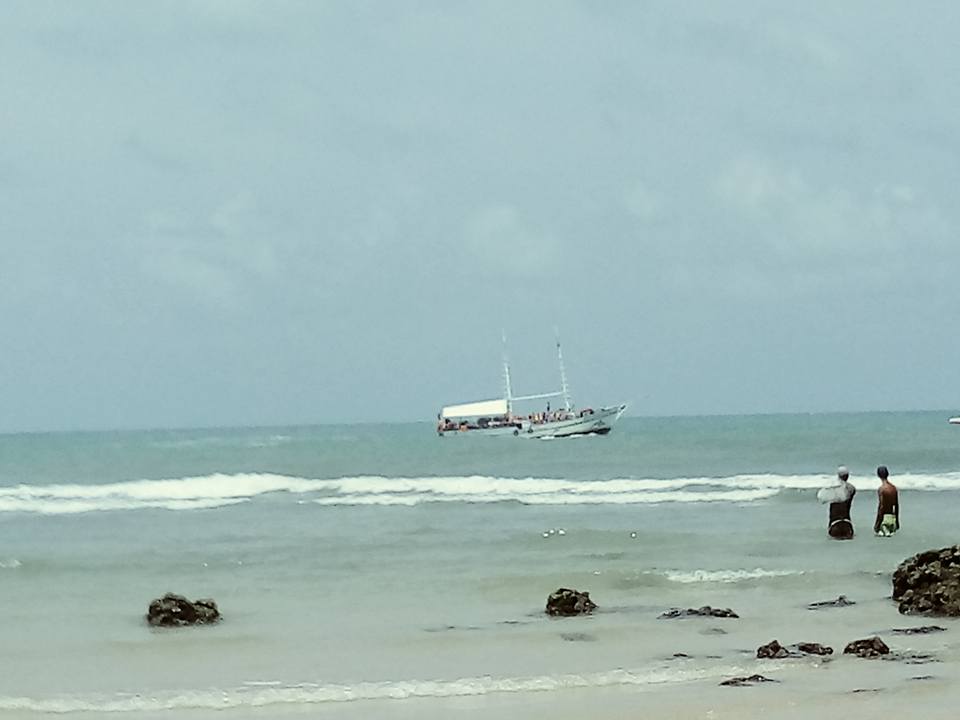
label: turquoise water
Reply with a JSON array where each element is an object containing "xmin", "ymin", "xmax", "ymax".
[
  {"xmin": 1, "ymin": 412, "xmax": 959, "ymax": 716},
  {"xmin": 4, "ymin": 412, "xmax": 959, "ymax": 485}
]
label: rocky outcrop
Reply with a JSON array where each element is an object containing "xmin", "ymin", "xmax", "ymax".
[
  {"xmin": 807, "ymin": 595, "xmax": 855, "ymax": 609},
  {"xmin": 892, "ymin": 546, "xmax": 960, "ymax": 616},
  {"xmin": 843, "ymin": 636, "xmax": 889, "ymax": 658},
  {"xmin": 891, "ymin": 626, "xmax": 947, "ymax": 635},
  {"xmin": 146, "ymin": 593, "xmax": 221, "ymax": 627},
  {"xmin": 545, "ymin": 588, "xmax": 597, "ymax": 616},
  {"xmin": 659, "ymin": 606, "xmax": 739, "ymax": 619},
  {"xmin": 757, "ymin": 640, "xmax": 833, "ymax": 658},
  {"xmin": 720, "ymin": 674, "xmax": 778, "ymax": 687}
]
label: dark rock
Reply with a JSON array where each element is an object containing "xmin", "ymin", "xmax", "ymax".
[
  {"xmin": 545, "ymin": 588, "xmax": 597, "ymax": 617},
  {"xmin": 893, "ymin": 545, "xmax": 960, "ymax": 616},
  {"xmin": 891, "ymin": 626, "xmax": 947, "ymax": 635},
  {"xmin": 807, "ymin": 595, "xmax": 856, "ymax": 609},
  {"xmin": 146, "ymin": 593, "xmax": 221, "ymax": 627},
  {"xmin": 659, "ymin": 605, "xmax": 739, "ymax": 619},
  {"xmin": 720, "ymin": 674, "xmax": 778, "ymax": 687},
  {"xmin": 795, "ymin": 642, "xmax": 833, "ymax": 656},
  {"xmin": 757, "ymin": 640, "xmax": 833, "ymax": 659},
  {"xmin": 757, "ymin": 640, "xmax": 792, "ymax": 659},
  {"xmin": 843, "ymin": 636, "xmax": 890, "ymax": 658}
]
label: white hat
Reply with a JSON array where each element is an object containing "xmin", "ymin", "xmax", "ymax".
[{"xmin": 837, "ymin": 466, "xmax": 849, "ymax": 478}]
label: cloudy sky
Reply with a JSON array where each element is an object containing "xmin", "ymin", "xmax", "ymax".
[{"xmin": 2, "ymin": 1, "xmax": 959, "ymax": 432}]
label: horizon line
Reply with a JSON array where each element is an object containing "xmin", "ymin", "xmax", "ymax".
[{"xmin": 2, "ymin": 407, "xmax": 958, "ymax": 438}]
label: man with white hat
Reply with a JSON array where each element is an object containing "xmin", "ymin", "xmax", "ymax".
[{"xmin": 817, "ymin": 466, "xmax": 857, "ymax": 539}]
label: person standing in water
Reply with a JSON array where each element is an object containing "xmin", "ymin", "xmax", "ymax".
[
  {"xmin": 817, "ymin": 466, "xmax": 856, "ymax": 540},
  {"xmin": 873, "ymin": 465, "xmax": 900, "ymax": 536}
]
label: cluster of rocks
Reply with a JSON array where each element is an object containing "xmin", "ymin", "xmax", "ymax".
[
  {"xmin": 543, "ymin": 572, "xmax": 950, "ymax": 690},
  {"xmin": 892, "ymin": 545, "xmax": 960, "ymax": 616},
  {"xmin": 146, "ymin": 593, "xmax": 221, "ymax": 627}
]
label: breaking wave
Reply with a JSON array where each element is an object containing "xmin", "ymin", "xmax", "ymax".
[
  {"xmin": 0, "ymin": 662, "xmax": 767, "ymax": 713},
  {"xmin": 2, "ymin": 471, "xmax": 959, "ymax": 514},
  {"xmin": 656, "ymin": 568, "xmax": 805, "ymax": 584}
]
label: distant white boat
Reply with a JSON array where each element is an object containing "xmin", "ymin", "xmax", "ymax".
[
  {"xmin": 437, "ymin": 338, "xmax": 626, "ymax": 438},
  {"xmin": 949, "ymin": 417, "xmax": 960, "ymax": 425}
]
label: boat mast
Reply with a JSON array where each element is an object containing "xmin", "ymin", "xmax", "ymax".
[
  {"xmin": 502, "ymin": 333, "xmax": 514, "ymax": 416},
  {"xmin": 556, "ymin": 330, "xmax": 572, "ymax": 412}
]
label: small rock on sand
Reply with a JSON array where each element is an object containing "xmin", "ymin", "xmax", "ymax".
[
  {"xmin": 891, "ymin": 626, "xmax": 947, "ymax": 635},
  {"xmin": 720, "ymin": 674, "xmax": 778, "ymax": 687},
  {"xmin": 807, "ymin": 595, "xmax": 855, "ymax": 610},
  {"xmin": 659, "ymin": 606, "xmax": 739, "ymax": 619},
  {"xmin": 843, "ymin": 636, "xmax": 890, "ymax": 658}
]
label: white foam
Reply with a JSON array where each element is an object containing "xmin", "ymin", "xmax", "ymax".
[
  {"xmin": 0, "ymin": 558, "xmax": 21, "ymax": 569},
  {"xmin": 0, "ymin": 473, "xmax": 320, "ymax": 515},
  {"xmin": 0, "ymin": 496, "xmax": 249, "ymax": 515},
  {"xmin": 0, "ymin": 662, "xmax": 758, "ymax": 712},
  {"xmin": 2, "ymin": 470, "xmax": 959, "ymax": 514},
  {"xmin": 312, "ymin": 487, "xmax": 779, "ymax": 506},
  {"xmin": 659, "ymin": 568, "xmax": 805, "ymax": 584},
  {"xmin": 893, "ymin": 472, "xmax": 960, "ymax": 490}
]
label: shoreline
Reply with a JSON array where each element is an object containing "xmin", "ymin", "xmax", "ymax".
[{"xmin": 28, "ymin": 666, "xmax": 959, "ymax": 720}]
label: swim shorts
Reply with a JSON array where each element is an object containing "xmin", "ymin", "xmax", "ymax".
[{"xmin": 877, "ymin": 513, "xmax": 898, "ymax": 536}]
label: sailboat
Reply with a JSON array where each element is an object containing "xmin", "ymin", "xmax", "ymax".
[{"xmin": 437, "ymin": 339, "xmax": 627, "ymax": 438}]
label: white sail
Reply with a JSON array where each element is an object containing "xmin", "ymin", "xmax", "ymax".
[{"xmin": 441, "ymin": 399, "xmax": 508, "ymax": 419}]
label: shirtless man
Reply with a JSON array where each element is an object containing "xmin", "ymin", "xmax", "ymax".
[{"xmin": 874, "ymin": 465, "xmax": 900, "ymax": 536}]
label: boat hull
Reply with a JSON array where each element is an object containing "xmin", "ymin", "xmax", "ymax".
[
  {"xmin": 437, "ymin": 404, "xmax": 626, "ymax": 438},
  {"xmin": 438, "ymin": 424, "xmax": 524, "ymax": 437},
  {"xmin": 522, "ymin": 404, "xmax": 627, "ymax": 438}
]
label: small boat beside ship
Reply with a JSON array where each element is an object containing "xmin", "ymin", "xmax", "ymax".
[{"xmin": 437, "ymin": 339, "xmax": 626, "ymax": 438}]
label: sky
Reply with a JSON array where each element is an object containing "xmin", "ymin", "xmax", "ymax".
[{"xmin": 2, "ymin": 1, "xmax": 959, "ymax": 432}]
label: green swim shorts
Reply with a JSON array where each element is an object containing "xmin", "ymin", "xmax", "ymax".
[{"xmin": 878, "ymin": 513, "xmax": 898, "ymax": 536}]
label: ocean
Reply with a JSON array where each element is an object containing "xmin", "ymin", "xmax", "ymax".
[{"xmin": 1, "ymin": 412, "xmax": 959, "ymax": 719}]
